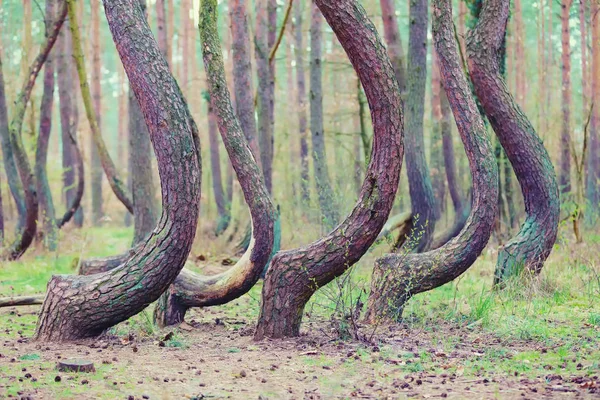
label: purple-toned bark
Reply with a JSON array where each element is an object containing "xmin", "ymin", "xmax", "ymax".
[
  {"xmin": 467, "ymin": 0, "xmax": 560, "ymax": 283},
  {"xmin": 34, "ymin": 0, "xmax": 201, "ymax": 342},
  {"xmin": 255, "ymin": 0, "xmax": 403, "ymax": 339},
  {"xmin": 365, "ymin": 0, "xmax": 498, "ymax": 322},
  {"xmin": 379, "ymin": 0, "xmax": 406, "ymax": 93}
]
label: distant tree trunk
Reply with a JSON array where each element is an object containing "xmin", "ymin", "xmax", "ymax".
[
  {"xmin": 357, "ymin": 78, "xmax": 370, "ymax": 160},
  {"xmin": 229, "ymin": 0, "xmax": 261, "ymax": 163},
  {"xmin": 34, "ymin": 0, "xmax": 201, "ymax": 342},
  {"xmin": 401, "ymin": 0, "xmax": 436, "ymax": 252},
  {"xmin": 379, "ymin": 0, "xmax": 407, "ymax": 94},
  {"xmin": 365, "ymin": 0, "xmax": 498, "ymax": 322},
  {"xmin": 35, "ymin": 0, "xmax": 58, "ymax": 251},
  {"xmin": 57, "ymin": 17, "xmax": 83, "ymax": 228},
  {"xmin": 152, "ymin": 0, "xmax": 277, "ymax": 327},
  {"xmin": 207, "ymin": 96, "xmax": 230, "ymax": 235},
  {"xmin": 129, "ymin": 95, "xmax": 157, "ymax": 245},
  {"xmin": 264, "ymin": 0, "xmax": 277, "ymax": 194},
  {"xmin": 90, "ymin": 0, "xmax": 104, "ymax": 224},
  {"xmin": 429, "ymin": 80, "xmax": 469, "ymax": 249},
  {"xmin": 560, "ymin": 0, "xmax": 573, "ymax": 195},
  {"xmin": 513, "ymin": 0, "xmax": 526, "ymax": 107},
  {"xmin": 256, "ymin": 0, "xmax": 273, "ymax": 194},
  {"xmin": 310, "ymin": 4, "xmax": 339, "ymax": 230},
  {"xmin": 117, "ymin": 66, "xmax": 127, "ymax": 171},
  {"xmin": 587, "ymin": 0, "xmax": 599, "ymax": 214},
  {"xmin": 68, "ymin": 0, "xmax": 133, "ymax": 214},
  {"xmin": 579, "ymin": 0, "xmax": 589, "ymax": 113},
  {"xmin": 294, "ymin": 0, "xmax": 310, "ymax": 204},
  {"xmin": 254, "ymin": 0, "xmax": 403, "ymax": 340},
  {"xmin": 156, "ymin": 0, "xmax": 169, "ymax": 62},
  {"xmin": 0, "ymin": 62, "xmax": 26, "ymax": 231},
  {"xmin": 430, "ymin": 49, "xmax": 445, "ymax": 219},
  {"xmin": 467, "ymin": 0, "xmax": 560, "ymax": 284},
  {"xmin": 180, "ymin": 0, "xmax": 190, "ymax": 91}
]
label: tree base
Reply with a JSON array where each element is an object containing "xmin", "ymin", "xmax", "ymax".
[{"xmin": 153, "ymin": 289, "xmax": 188, "ymax": 328}]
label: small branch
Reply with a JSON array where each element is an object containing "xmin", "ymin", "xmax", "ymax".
[
  {"xmin": 268, "ymin": 0, "xmax": 294, "ymax": 65},
  {"xmin": 0, "ymin": 295, "xmax": 45, "ymax": 308}
]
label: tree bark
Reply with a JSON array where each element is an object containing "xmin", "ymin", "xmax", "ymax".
[
  {"xmin": 310, "ymin": 3, "xmax": 339, "ymax": 230},
  {"xmin": 379, "ymin": 0, "xmax": 407, "ymax": 94},
  {"xmin": 156, "ymin": 0, "xmax": 169, "ymax": 62},
  {"xmin": 91, "ymin": 0, "xmax": 104, "ymax": 224},
  {"xmin": 229, "ymin": 0, "xmax": 261, "ymax": 164},
  {"xmin": 294, "ymin": 0, "xmax": 310, "ymax": 204},
  {"xmin": 364, "ymin": 0, "xmax": 498, "ymax": 322},
  {"xmin": 151, "ymin": 0, "xmax": 276, "ymax": 327},
  {"xmin": 264, "ymin": 0, "xmax": 277, "ymax": 194},
  {"xmin": 207, "ymin": 96, "xmax": 230, "ymax": 236},
  {"xmin": 430, "ymin": 49, "xmax": 445, "ymax": 219},
  {"xmin": 254, "ymin": 0, "xmax": 403, "ymax": 340},
  {"xmin": 67, "ymin": 0, "xmax": 134, "ymax": 215},
  {"xmin": 34, "ymin": 0, "xmax": 201, "ymax": 342},
  {"xmin": 57, "ymin": 17, "xmax": 84, "ymax": 228},
  {"xmin": 467, "ymin": 0, "xmax": 560, "ymax": 284},
  {"xmin": 35, "ymin": 0, "xmax": 58, "ymax": 251},
  {"xmin": 402, "ymin": 0, "xmax": 437, "ymax": 252},
  {"xmin": 587, "ymin": 0, "xmax": 599, "ymax": 214},
  {"xmin": 1, "ymin": 3, "xmax": 67, "ymax": 261},
  {"xmin": 255, "ymin": 0, "xmax": 273, "ymax": 193},
  {"xmin": 560, "ymin": 0, "xmax": 573, "ymax": 195}
]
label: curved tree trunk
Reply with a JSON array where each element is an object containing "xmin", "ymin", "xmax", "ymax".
[
  {"xmin": 364, "ymin": 0, "xmax": 498, "ymax": 322},
  {"xmin": 467, "ymin": 0, "xmax": 559, "ymax": 284},
  {"xmin": 402, "ymin": 0, "xmax": 437, "ymax": 252},
  {"xmin": 35, "ymin": 0, "xmax": 58, "ymax": 251},
  {"xmin": 58, "ymin": 17, "xmax": 83, "ymax": 228},
  {"xmin": 294, "ymin": 0, "xmax": 310, "ymax": 204},
  {"xmin": 67, "ymin": 0, "xmax": 134, "ymax": 215},
  {"xmin": 152, "ymin": 0, "xmax": 276, "ymax": 327},
  {"xmin": 2, "ymin": 3, "xmax": 67, "ymax": 261},
  {"xmin": 0, "ymin": 58, "xmax": 26, "ymax": 233},
  {"xmin": 254, "ymin": 0, "xmax": 403, "ymax": 340},
  {"xmin": 34, "ymin": 0, "xmax": 201, "ymax": 342},
  {"xmin": 310, "ymin": 4, "xmax": 339, "ymax": 230}
]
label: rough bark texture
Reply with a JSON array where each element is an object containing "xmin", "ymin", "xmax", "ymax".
[
  {"xmin": 2, "ymin": 3, "xmax": 67, "ymax": 261},
  {"xmin": 379, "ymin": 0, "xmax": 406, "ymax": 94},
  {"xmin": 294, "ymin": 0, "xmax": 310, "ymax": 204},
  {"xmin": 229, "ymin": 0, "xmax": 261, "ymax": 164},
  {"xmin": 34, "ymin": 0, "xmax": 201, "ymax": 342},
  {"xmin": 254, "ymin": 0, "xmax": 403, "ymax": 340},
  {"xmin": 57, "ymin": 18, "xmax": 83, "ymax": 228},
  {"xmin": 0, "ymin": 57, "xmax": 26, "ymax": 232},
  {"xmin": 151, "ymin": 0, "xmax": 276, "ymax": 327},
  {"xmin": 560, "ymin": 0, "xmax": 572, "ymax": 194},
  {"xmin": 35, "ymin": 0, "xmax": 58, "ymax": 251},
  {"xmin": 467, "ymin": 0, "xmax": 560, "ymax": 283},
  {"xmin": 364, "ymin": 0, "xmax": 498, "ymax": 322},
  {"xmin": 310, "ymin": 4, "xmax": 339, "ymax": 230},
  {"xmin": 91, "ymin": 0, "xmax": 104, "ymax": 224},
  {"xmin": 67, "ymin": 0, "xmax": 134, "ymax": 214},
  {"xmin": 402, "ymin": 0, "xmax": 437, "ymax": 252},
  {"xmin": 255, "ymin": 0, "xmax": 273, "ymax": 193}
]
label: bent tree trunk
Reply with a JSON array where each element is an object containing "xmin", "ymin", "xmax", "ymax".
[
  {"xmin": 467, "ymin": 0, "xmax": 559, "ymax": 284},
  {"xmin": 151, "ymin": 0, "xmax": 276, "ymax": 327},
  {"xmin": 402, "ymin": 0, "xmax": 437, "ymax": 252},
  {"xmin": 2, "ymin": 3, "xmax": 67, "ymax": 261},
  {"xmin": 364, "ymin": 0, "xmax": 498, "ymax": 322},
  {"xmin": 254, "ymin": 0, "xmax": 403, "ymax": 340},
  {"xmin": 67, "ymin": 0, "xmax": 134, "ymax": 214},
  {"xmin": 34, "ymin": 0, "xmax": 201, "ymax": 342}
]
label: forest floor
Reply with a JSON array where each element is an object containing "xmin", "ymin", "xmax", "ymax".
[{"xmin": 1, "ymin": 225, "xmax": 599, "ymax": 399}]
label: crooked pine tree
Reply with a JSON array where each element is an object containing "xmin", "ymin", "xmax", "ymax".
[{"xmin": 364, "ymin": 0, "xmax": 498, "ymax": 322}]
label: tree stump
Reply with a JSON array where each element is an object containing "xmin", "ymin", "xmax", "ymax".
[{"xmin": 57, "ymin": 359, "xmax": 95, "ymax": 373}]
